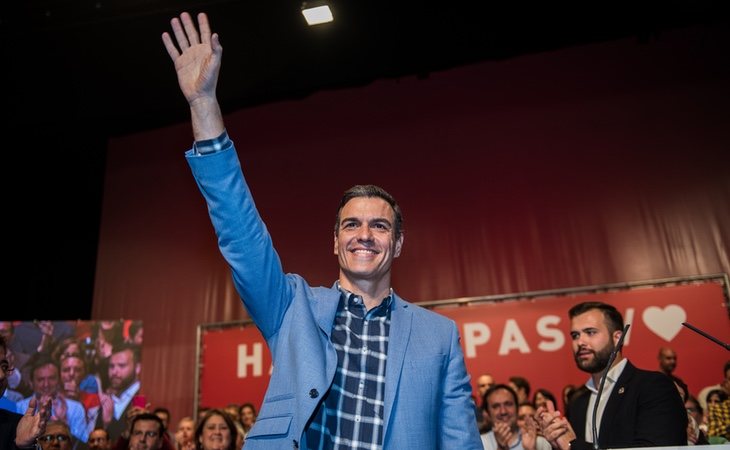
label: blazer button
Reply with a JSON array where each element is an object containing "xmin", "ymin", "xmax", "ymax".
[{"xmin": 309, "ymin": 388, "xmax": 319, "ymax": 398}]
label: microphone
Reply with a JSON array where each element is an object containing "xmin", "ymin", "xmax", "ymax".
[
  {"xmin": 681, "ymin": 322, "xmax": 730, "ymax": 351},
  {"xmin": 592, "ymin": 323, "xmax": 630, "ymax": 450}
]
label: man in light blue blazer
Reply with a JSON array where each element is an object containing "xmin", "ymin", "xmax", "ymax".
[{"xmin": 163, "ymin": 12, "xmax": 482, "ymax": 449}]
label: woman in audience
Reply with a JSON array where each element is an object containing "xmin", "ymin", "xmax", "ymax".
[
  {"xmin": 239, "ymin": 403, "xmax": 257, "ymax": 437},
  {"xmin": 195, "ymin": 409, "xmax": 238, "ymax": 450}
]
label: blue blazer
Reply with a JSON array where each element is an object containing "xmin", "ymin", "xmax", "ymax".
[{"xmin": 187, "ymin": 146, "xmax": 482, "ymax": 449}]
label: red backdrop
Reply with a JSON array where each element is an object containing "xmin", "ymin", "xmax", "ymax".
[
  {"xmin": 93, "ymin": 24, "xmax": 730, "ymax": 423},
  {"xmin": 198, "ymin": 281, "xmax": 729, "ymax": 411}
]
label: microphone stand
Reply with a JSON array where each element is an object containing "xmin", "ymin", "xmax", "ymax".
[
  {"xmin": 681, "ymin": 322, "xmax": 730, "ymax": 351},
  {"xmin": 592, "ymin": 323, "xmax": 630, "ymax": 450}
]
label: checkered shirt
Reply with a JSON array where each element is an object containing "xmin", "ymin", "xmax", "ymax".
[{"xmin": 306, "ymin": 285, "xmax": 392, "ymax": 450}]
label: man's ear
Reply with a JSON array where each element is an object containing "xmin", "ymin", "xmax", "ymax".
[
  {"xmin": 393, "ymin": 233, "xmax": 404, "ymax": 258},
  {"xmin": 333, "ymin": 233, "xmax": 338, "ymax": 255},
  {"xmin": 612, "ymin": 329, "xmax": 623, "ymax": 346}
]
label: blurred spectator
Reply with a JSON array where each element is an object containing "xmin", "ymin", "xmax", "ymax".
[
  {"xmin": 37, "ymin": 421, "xmax": 72, "ymax": 450},
  {"xmin": 16, "ymin": 354, "xmax": 89, "ymax": 443},
  {"xmin": 508, "ymin": 376, "xmax": 531, "ymax": 405},
  {"xmin": 100, "ymin": 342, "xmax": 141, "ymax": 441},
  {"xmin": 174, "ymin": 417, "xmax": 195, "ymax": 450},
  {"xmin": 2, "ymin": 334, "xmax": 51, "ymax": 449},
  {"xmin": 697, "ymin": 360, "xmax": 730, "ymax": 412},
  {"xmin": 657, "ymin": 347, "xmax": 678, "ymax": 376},
  {"xmin": 239, "ymin": 403, "xmax": 257, "ymax": 438},
  {"xmin": 88, "ymin": 428, "xmax": 111, "ymax": 450},
  {"xmin": 532, "ymin": 389, "xmax": 557, "ymax": 411},
  {"xmin": 195, "ymin": 410, "xmax": 237, "ymax": 450}
]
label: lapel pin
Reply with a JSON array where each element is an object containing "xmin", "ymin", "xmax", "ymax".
[{"xmin": 618, "ymin": 387, "xmax": 625, "ymax": 394}]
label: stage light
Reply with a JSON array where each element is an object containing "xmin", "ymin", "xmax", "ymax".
[{"xmin": 301, "ymin": 1, "xmax": 333, "ymax": 26}]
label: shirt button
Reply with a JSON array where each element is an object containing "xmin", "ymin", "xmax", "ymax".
[
  {"xmin": 355, "ymin": 415, "xmax": 361, "ymax": 422},
  {"xmin": 361, "ymin": 347, "xmax": 368, "ymax": 354},
  {"xmin": 309, "ymin": 388, "xmax": 319, "ymax": 398}
]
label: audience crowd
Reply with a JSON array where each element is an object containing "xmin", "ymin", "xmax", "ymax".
[{"xmin": 2, "ymin": 318, "xmax": 728, "ymax": 449}]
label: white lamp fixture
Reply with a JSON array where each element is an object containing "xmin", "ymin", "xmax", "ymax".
[{"xmin": 301, "ymin": 2, "xmax": 333, "ymax": 26}]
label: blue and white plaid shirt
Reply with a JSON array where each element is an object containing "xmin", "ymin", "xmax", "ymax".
[{"xmin": 306, "ymin": 284, "xmax": 392, "ymax": 450}]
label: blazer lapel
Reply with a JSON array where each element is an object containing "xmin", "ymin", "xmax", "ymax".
[
  {"xmin": 314, "ymin": 285, "xmax": 341, "ymax": 339},
  {"xmin": 599, "ymin": 360, "xmax": 636, "ymax": 441},
  {"xmin": 383, "ymin": 295, "xmax": 413, "ymax": 433}
]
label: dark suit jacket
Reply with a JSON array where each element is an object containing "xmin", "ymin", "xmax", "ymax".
[
  {"xmin": 567, "ymin": 360, "xmax": 687, "ymax": 449},
  {"xmin": 1, "ymin": 408, "xmax": 24, "ymax": 450}
]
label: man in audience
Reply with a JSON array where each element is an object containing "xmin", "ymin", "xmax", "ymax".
[
  {"xmin": 508, "ymin": 376, "xmax": 531, "ymax": 405},
  {"xmin": 88, "ymin": 428, "xmax": 112, "ymax": 450},
  {"xmin": 102, "ymin": 343, "xmax": 141, "ymax": 441},
  {"xmin": 16, "ymin": 355, "xmax": 88, "ymax": 444},
  {"xmin": 1, "ymin": 335, "xmax": 50, "ymax": 449},
  {"xmin": 536, "ymin": 301, "xmax": 686, "ymax": 450},
  {"xmin": 128, "ymin": 413, "xmax": 164, "ymax": 450},
  {"xmin": 657, "ymin": 347, "xmax": 678, "ymax": 377},
  {"xmin": 37, "ymin": 421, "xmax": 73, "ymax": 450},
  {"xmin": 481, "ymin": 384, "xmax": 550, "ymax": 450}
]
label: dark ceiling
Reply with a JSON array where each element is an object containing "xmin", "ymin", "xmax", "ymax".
[{"xmin": 1, "ymin": 1, "xmax": 725, "ymax": 319}]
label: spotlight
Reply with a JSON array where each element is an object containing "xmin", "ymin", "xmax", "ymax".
[{"xmin": 301, "ymin": 1, "xmax": 333, "ymax": 26}]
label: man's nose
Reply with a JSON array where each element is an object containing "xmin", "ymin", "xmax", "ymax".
[{"xmin": 357, "ymin": 225, "xmax": 373, "ymax": 241}]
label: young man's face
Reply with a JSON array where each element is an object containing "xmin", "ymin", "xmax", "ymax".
[
  {"xmin": 61, "ymin": 356, "xmax": 85, "ymax": 384},
  {"xmin": 334, "ymin": 197, "xmax": 403, "ymax": 286},
  {"xmin": 108, "ymin": 349, "xmax": 138, "ymax": 392},
  {"xmin": 570, "ymin": 309, "xmax": 617, "ymax": 374}
]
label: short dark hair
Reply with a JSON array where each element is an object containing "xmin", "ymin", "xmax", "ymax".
[
  {"xmin": 533, "ymin": 388, "xmax": 557, "ymax": 408},
  {"xmin": 482, "ymin": 383, "xmax": 519, "ymax": 412},
  {"xmin": 153, "ymin": 407, "xmax": 170, "ymax": 416},
  {"xmin": 111, "ymin": 341, "xmax": 140, "ymax": 364},
  {"xmin": 569, "ymin": 301, "xmax": 624, "ymax": 334},
  {"xmin": 131, "ymin": 412, "xmax": 165, "ymax": 436},
  {"xmin": 89, "ymin": 428, "xmax": 110, "ymax": 441},
  {"xmin": 509, "ymin": 376, "xmax": 531, "ymax": 398},
  {"xmin": 335, "ymin": 185, "xmax": 404, "ymax": 240},
  {"xmin": 0, "ymin": 335, "xmax": 6, "ymax": 354},
  {"xmin": 28, "ymin": 354, "xmax": 58, "ymax": 381}
]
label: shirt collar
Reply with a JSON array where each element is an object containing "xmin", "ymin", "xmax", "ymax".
[
  {"xmin": 585, "ymin": 357, "xmax": 628, "ymax": 393},
  {"xmin": 335, "ymin": 282, "xmax": 393, "ymax": 317}
]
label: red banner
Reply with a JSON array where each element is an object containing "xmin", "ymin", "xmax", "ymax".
[{"xmin": 198, "ymin": 281, "xmax": 729, "ymax": 411}]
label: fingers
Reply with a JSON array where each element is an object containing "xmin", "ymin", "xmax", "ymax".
[
  {"xmin": 162, "ymin": 32, "xmax": 180, "ymax": 60},
  {"xmin": 170, "ymin": 16, "xmax": 190, "ymax": 52},
  {"xmin": 197, "ymin": 12, "xmax": 211, "ymax": 44},
  {"xmin": 26, "ymin": 397, "xmax": 37, "ymax": 415}
]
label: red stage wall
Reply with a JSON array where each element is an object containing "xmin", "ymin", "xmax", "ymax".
[
  {"xmin": 94, "ymin": 24, "xmax": 730, "ymax": 422},
  {"xmin": 199, "ymin": 282, "xmax": 729, "ymax": 412}
]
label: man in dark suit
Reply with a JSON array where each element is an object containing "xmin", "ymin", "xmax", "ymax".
[
  {"xmin": 1, "ymin": 335, "xmax": 50, "ymax": 449},
  {"xmin": 536, "ymin": 302, "xmax": 687, "ymax": 450}
]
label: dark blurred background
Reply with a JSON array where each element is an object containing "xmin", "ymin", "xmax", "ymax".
[{"xmin": 2, "ymin": 1, "xmax": 726, "ymax": 319}]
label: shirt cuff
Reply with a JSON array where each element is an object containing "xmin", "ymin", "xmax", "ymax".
[{"xmin": 193, "ymin": 130, "xmax": 232, "ymax": 155}]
